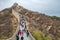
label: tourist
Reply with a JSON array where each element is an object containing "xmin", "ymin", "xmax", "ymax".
[
  {"xmin": 26, "ymin": 30, "xmax": 29, "ymax": 37},
  {"xmin": 16, "ymin": 34, "xmax": 19, "ymax": 40},
  {"xmin": 21, "ymin": 36, "xmax": 24, "ymax": 40}
]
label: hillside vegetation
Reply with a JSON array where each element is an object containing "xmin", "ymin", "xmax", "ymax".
[
  {"xmin": 0, "ymin": 8, "xmax": 18, "ymax": 39},
  {"xmin": 50, "ymin": 16, "xmax": 60, "ymax": 21}
]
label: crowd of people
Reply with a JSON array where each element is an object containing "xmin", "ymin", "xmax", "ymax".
[
  {"xmin": 16, "ymin": 14, "xmax": 29, "ymax": 40},
  {"xmin": 16, "ymin": 28, "xmax": 29, "ymax": 40}
]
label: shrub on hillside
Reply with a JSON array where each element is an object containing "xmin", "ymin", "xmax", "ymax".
[{"xmin": 30, "ymin": 30, "xmax": 52, "ymax": 40}]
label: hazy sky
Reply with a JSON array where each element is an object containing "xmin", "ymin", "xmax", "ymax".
[{"xmin": 0, "ymin": 0, "xmax": 60, "ymax": 17}]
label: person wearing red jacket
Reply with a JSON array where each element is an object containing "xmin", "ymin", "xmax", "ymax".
[{"xmin": 18, "ymin": 30, "xmax": 21, "ymax": 35}]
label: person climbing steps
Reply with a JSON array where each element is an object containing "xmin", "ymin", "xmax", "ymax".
[
  {"xmin": 26, "ymin": 30, "xmax": 29, "ymax": 37},
  {"xmin": 21, "ymin": 36, "xmax": 24, "ymax": 40},
  {"xmin": 16, "ymin": 34, "xmax": 19, "ymax": 40},
  {"xmin": 18, "ymin": 30, "xmax": 21, "ymax": 35}
]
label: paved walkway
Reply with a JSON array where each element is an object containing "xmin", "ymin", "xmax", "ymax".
[
  {"xmin": 9, "ymin": 9, "xmax": 35, "ymax": 40},
  {"xmin": 16, "ymin": 13, "xmax": 31, "ymax": 40}
]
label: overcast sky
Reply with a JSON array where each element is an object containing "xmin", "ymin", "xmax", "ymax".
[{"xmin": 0, "ymin": 0, "xmax": 60, "ymax": 17}]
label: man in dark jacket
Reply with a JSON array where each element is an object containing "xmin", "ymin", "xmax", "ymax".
[
  {"xmin": 26, "ymin": 30, "xmax": 29, "ymax": 37},
  {"xmin": 21, "ymin": 36, "xmax": 24, "ymax": 40}
]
